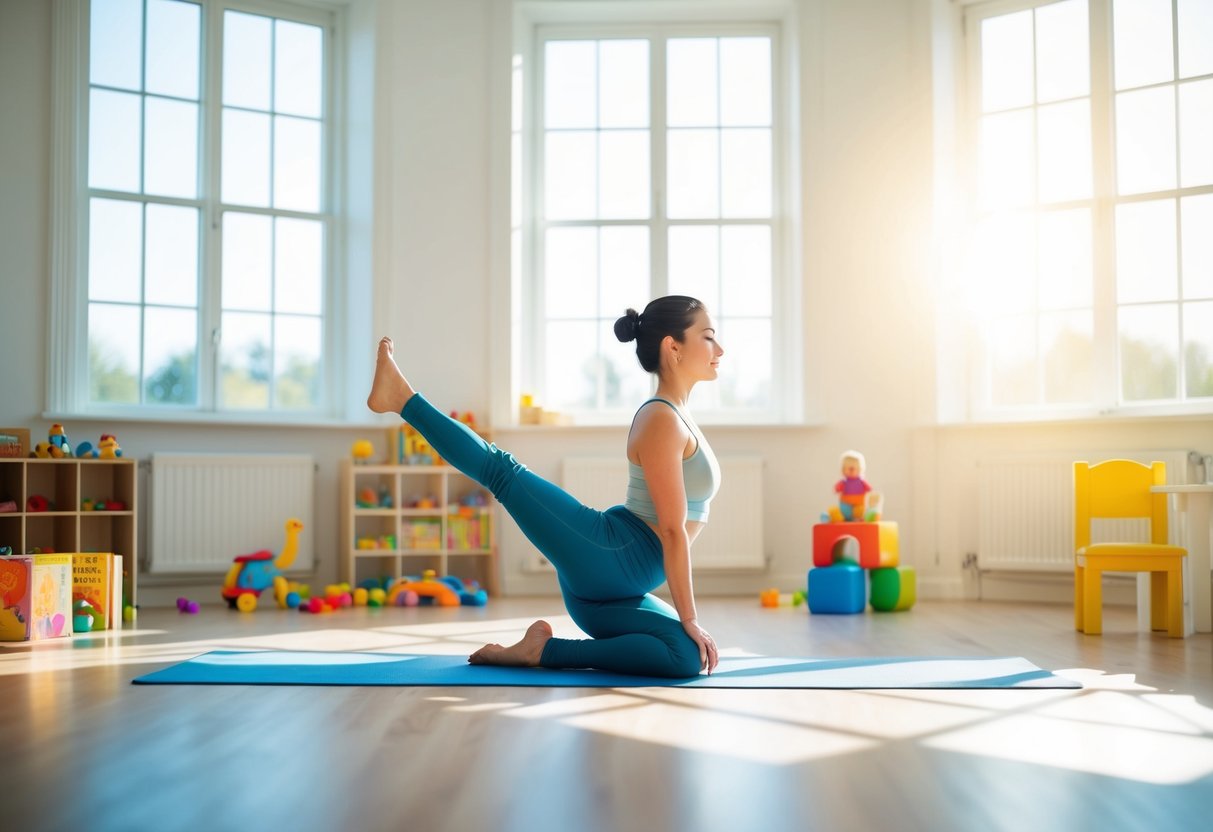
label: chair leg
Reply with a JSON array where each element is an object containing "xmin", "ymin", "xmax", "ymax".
[
  {"xmin": 1074, "ymin": 565, "xmax": 1085, "ymax": 632},
  {"xmin": 1083, "ymin": 565, "xmax": 1103, "ymax": 635},
  {"xmin": 1167, "ymin": 562, "xmax": 1184, "ymax": 638},
  {"xmin": 1151, "ymin": 571, "xmax": 1167, "ymax": 632}
]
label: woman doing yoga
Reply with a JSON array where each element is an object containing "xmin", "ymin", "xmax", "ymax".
[{"xmin": 366, "ymin": 295, "xmax": 724, "ymax": 677}]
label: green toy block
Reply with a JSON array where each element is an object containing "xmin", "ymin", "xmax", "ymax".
[{"xmin": 870, "ymin": 565, "xmax": 916, "ymax": 612}]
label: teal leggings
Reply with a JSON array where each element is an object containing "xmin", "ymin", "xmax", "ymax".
[{"xmin": 401, "ymin": 394, "xmax": 702, "ymax": 678}]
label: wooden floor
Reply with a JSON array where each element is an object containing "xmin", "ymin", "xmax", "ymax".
[{"xmin": 2, "ymin": 597, "xmax": 1211, "ymax": 832}]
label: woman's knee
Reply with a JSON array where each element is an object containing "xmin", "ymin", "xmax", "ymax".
[{"xmin": 665, "ymin": 636, "xmax": 703, "ymax": 678}]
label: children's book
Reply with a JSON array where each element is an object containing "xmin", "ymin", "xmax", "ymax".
[
  {"xmin": 0, "ymin": 553, "xmax": 73, "ymax": 641},
  {"xmin": 72, "ymin": 552, "xmax": 122, "ymax": 630}
]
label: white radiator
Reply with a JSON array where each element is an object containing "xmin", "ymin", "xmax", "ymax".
[
  {"xmin": 562, "ymin": 456, "xmax": 765, "ymax": 571},
  {"xmin": 976, "ymin": 451, "xmax": 1191, "ymax": 572},
  {"xmin": 149, "ymin": 453, "xmax": 315, "ymax": 574}
]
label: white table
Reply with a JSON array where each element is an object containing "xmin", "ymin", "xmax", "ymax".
[{"xmin": 1145, "ymin": 484, "xmax": 1213, "ymax": 635}]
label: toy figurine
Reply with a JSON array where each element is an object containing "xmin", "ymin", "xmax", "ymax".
[
  {"xmin": 48, "ymin": 424, "xmax": 71, "ymax": 458},
  {"xmin": 823, "ymin": 450, "xmax": 880, "ymax": 523},
  {"xmin": 97, "ymin": 434, "xmax": 122, "ymax": 459}
]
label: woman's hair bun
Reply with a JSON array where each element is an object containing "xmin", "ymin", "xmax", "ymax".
[{"xmin": 613, "ymin": 308, "xmax": 641, "ymax": 343}]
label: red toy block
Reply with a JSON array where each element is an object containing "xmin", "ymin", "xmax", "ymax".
[{"xmin": 812, "ymin": 521, "xmax": 899, "ymax": 569}]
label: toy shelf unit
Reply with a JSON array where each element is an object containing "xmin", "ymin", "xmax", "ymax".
[
  {"xmin": 0, "ymin": 457, "xmax": 137, "ymax": 606},
  {"xmin": 340, "ymin": 461, "xmax": 497, "ymax": 596}
]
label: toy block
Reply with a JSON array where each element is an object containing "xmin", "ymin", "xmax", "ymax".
[
  {"xmin": 807, "ymin": 564, "xmax": 866, "ymax": 614},
  {"xmin": 870, "ymin": 565, "xmax": 917, "ymax": 612},
  {"xmin": 812, "ymin": 521, "xmax": 899, "ymax": 569}
]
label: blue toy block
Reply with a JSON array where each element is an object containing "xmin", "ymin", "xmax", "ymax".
[{"xmin": 807, "ymin": 564, "xmax": 866, "ymax": 614}]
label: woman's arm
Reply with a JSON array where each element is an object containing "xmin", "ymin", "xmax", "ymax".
[{"xmin": 631, "ymin": 405, "xmax": 719, "ymax": 673}]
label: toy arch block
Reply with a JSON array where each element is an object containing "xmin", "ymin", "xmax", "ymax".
[
  {"xmin": 870, "ymin": 565, "xmax": 916, "ymax": 612},
  {"xmin": 807, "ymin": 564, "xmax": 866, "ymax": 614},
  {"xmin": 812, "ymin": 521, "xmax": 899, "ymax": 569}
]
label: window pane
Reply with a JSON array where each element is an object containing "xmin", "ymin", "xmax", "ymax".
[
  {"xmin": 967, "ymin": 212, "xmax": 1035, "ymax": 316},
  {"xmin": 274, "ymin": 115, "xmax": 322, "ymax": 212},
  {"xmin": 668, "ymin": 39, "xmax": 718, "ymax": 126},
  {"xmin": 722, "ymin": 226, "xmax": 771, "ymax": 317},
  {"xmin": 1037, "ymin": 208, "xmax": 1092, "ymax": 311},
  {"xmin": 598, "ymin": 226, "xmax": 649, "ymax": 317},
  {"xmin": 89, "ymin": 303, "xmax": 140, "ymax": 404},
  {"xmin": 146, "ymin": 0, "xmax": 200, "ymax": 100},
  {"xmin": 90, "ymin": 0, "xmax": 142, "ymax": 91},
  {"xmin": 1179, "ymin": 79, "xmax": 1213, "ymax": 188},
  {"xmin": 989, "ymin": 314, "xmax": 1037, "ymax": 406},
  {"xmin": 89, "ymin": 89, "xmax": 141, "ymax": 192},
  {"xmin": 222, "ymin": 108, "xmax": 271, "ymax": 206},
  {"xmin": 143, "ymin": 306, "xmax": 196, "ymax": 404},
  {"xmin": 981, "ymin": 11, "xmax": 1033, "ymax": 112},
  {"xmin": 275, "ymin": 20, "xmax": 323, "ymax": 118},
  {"xmin": 1116, "ymin": 199, "xmax": 1178, "ymax": 303},
  {"xmin": 980, "ymin": 110, "xmax": 1034, "ymax": 209},
  {"xmin": 1119, "ymin": 303, "xmax": 1179, "ymax": 400},
  {"xmin": 601, "ymin": 325, "xmax": 649, "ymax": 408},
  {"xmin": 545, "ymin": 41, "xmax": 596, "ymax": 129},
  {"xmin": 1116, "ymin": 87, "xmax": 1177, "ymax": 195},
  {"xmin": 599, "ymin": 40, "xmax": 648, "ymax": 129},
  {"xmin": 721, "ymin": 128, "xmax": 771, "ymax": 218},
  {"xmin": 275, "ymin": 218, "xmax": 323, "ymax": 315},
  {"xmin": 223, "ymin": 212, "xmax": 272, "ymax": 311},
  {"xmin": 667, "ymin": 129, "xmax": 720, "ymax": 219},
  {"xmin": 274, "ymin": 315, "xmax": 321, "ymax": 408},
  {"xmin": 599, "ymin": 130, "xmax": 650, "ymax": 220},
  {"xmin": 717, "ymin": 318, "xmax": 770, "ymax": 408},
  {"xmin": 1035, "ymin": 0, "xmax": 1089, "ymax": 103},
  {"xmin": 1113, "ymin": 0, "xmax": 1175, "ymax": 90},
  {"xmin": 1182, "ymin": 193, "xmax": 1213, "ymax": 299},
  {"xmin": 1042, "ymin": 309, "xmax": 1094, "ymax": 402},
  {"xmin": 1037, "ymin": 100, "xmax": 1091, "ymax": 203},
  {"xmin": 144, "ymin": 97, "xmax": 198, "ymax": 198},
  {"xmin": 223, "ymin": 11, "xmax": 272, "ymax": 111},
  {"xmin": 1185, "ymin": 301, "xmax": 1213, "ymax": 397},
  {"xmin": 220, "ymin": 311, "xmax": 271, "ymax": 408},
  {"xmin": 545, "ymin": 227, "xmax": 597, "ymax": 318},
  {"xmin": 89, "ymin": 198, "xmax": 142, "ymax": 303},
  {"xmin": 145, "ymin": 204, "xmax": 197, "ymax": 306},
  {"xmin": 1178, "ymin": 0, "xmax": 1213, "ymax": 79},
  {"xmin": 720, "ymin": 37, "xmax": 771, "ymax": 126},
  {"xmin": 544, "ymin": 131, "xmax": 596, "ymax": 220},
  {"xmin": 545, "ymin": 321, "xmax": 597, "ymax": 409},
  {"xmin": 668, "ymin": 226, "xmax": 719, "ymax": 311}
]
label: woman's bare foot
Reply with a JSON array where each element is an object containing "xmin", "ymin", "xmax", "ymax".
[
  {"xmin": 367, "ymin": 337, "xmax": 415, "ymax": 414},
  {"xmin": 468, "ymin": 620, "xmax": 553, "ymax": 667}
]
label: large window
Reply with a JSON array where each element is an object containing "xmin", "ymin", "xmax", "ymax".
[
  {"xmin": 964, "ymin": 0, "xmax": 1213, "ymax": 416},
  {"xmin": 78, "ymin": 0, "xmax": 331, "ymax": 415},
  {"xmin": 519, "ymin": 21, "xmax": 793, "ymax": 423}
]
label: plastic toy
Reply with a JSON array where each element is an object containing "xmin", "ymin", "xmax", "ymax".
[
  {"xmin": 97, "ymin": 434, "xmax": 122, "ymax": 458},
  {"xmin": 75, "ymin": 441, "xmax": 96, "ymax": 458},
  {"xmin": 823, "ymin": 450, "xmax": 881, "ymax": 523},
  {"xmin": 812, "ymin": 521, "xmax": 899, "ymax": 569},
  {"xmin": 31, "ymin": 442, "xmax": 52, "ymax": 459},
  {"xmin": 386, "ymin": 570, "xmax": 488, "ymax": 607},
  {"xmin": 176, "ymin": 596, "xmax": 200, "ymax": 614},
  {"xmin": 48, "ymin": 424, "xmax": 71, "ymax": 458},
  {"xmin": 870, "ymin": 566, "xmax": 917, "ymax": 612},
  {"xmin": 352, "ymin": 439, "xmax": 375, "ymax": 463},
  {"xmin": 25, "ymin": 495, "xmax": 50, "ymax": 513},
  {"xmin": 759, "ymin": 588, "xmax": 780, "ymax": 607},
  {"xmin": 220, "ymin": 518, "xmax": 304, "ymax": 611},
  {"xmin": 807, "ymin": 564, "xmax": 866, "ymax": 614}
]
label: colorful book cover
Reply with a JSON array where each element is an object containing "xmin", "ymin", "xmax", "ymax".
[
  {"xmin": 73, "ymin": 552, "xmax": 116, "ymax": 629},
  {"xmin": 0, "ymin": 553, "xmax": 72, "ymax": 641}
]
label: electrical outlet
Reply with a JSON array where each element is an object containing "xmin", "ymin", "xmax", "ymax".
[
  {"xmin": 962, "ymin": 553, "xmax": 978, "ymax": 569},
  {"xmin": 524, "ymin": 555, "xmax": 556, "ymax": 573}
]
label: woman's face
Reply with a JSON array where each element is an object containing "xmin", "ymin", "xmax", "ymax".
[{"xmin": 679, "ymin": 309, "xmax": 724, "ymax": 380}]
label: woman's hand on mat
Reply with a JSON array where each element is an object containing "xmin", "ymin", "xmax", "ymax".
[{"xmin": 682, "ymin": 619, "xmax": 719, "ymax": 675}]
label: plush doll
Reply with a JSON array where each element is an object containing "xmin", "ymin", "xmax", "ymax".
[{"xmin": 824, "ymin": 450, "xmax": 880, "ymax": 522}]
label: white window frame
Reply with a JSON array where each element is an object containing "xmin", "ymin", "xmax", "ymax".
[
  {"xmin": 502, "ymin": 1, "xmax": 803, "ymax": 427},
  {"xmin": 954, "ymin": 0, "xmax": 1213, "ymax": 423},
  {"xmin": 47, "ymin": 0, "xmax": 370, "ymax": 425}
]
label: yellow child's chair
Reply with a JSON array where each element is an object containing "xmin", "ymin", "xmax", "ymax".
[{"xmin": 1073, "ymin": 460, "xmax": 1187, "ymax": 637}]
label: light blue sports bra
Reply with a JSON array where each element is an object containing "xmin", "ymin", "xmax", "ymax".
[{"xmin": 625, "ymin": 398, "xmax": 721, "ymax": 524}]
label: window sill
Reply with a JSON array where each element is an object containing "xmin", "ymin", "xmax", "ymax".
[{"xmin": 42, "ymin": 409, "xmax": 389, "ymax": 431}]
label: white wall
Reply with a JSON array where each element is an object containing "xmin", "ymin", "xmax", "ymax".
[{"xmin": 1, "ymin": 0, "xmax": 1208, "ymax": 606}]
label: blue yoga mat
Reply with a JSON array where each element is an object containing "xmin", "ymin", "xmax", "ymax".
[{"xmin": 131, "ymin": 650, "xmax": 1080, "ymax": 689}]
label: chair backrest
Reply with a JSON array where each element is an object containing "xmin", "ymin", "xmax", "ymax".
[{"xmin": 1073, "ymin": 460, "xmax": 1169, "ymax": 551}]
